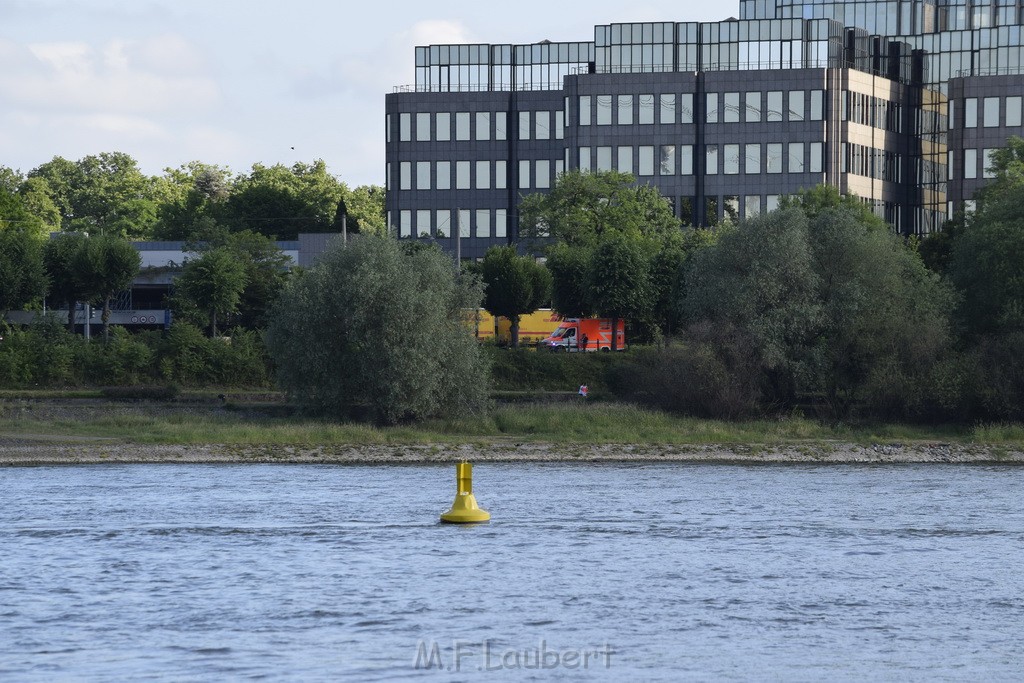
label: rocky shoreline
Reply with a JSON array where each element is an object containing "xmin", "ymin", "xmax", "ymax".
[{"xmin": 1, "ymin": 439, "xmax": 1021, "ymax": 465}]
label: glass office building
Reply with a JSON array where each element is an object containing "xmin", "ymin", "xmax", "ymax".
[{"xmin": 385, "ymin": 0, "xmax": 1024, "ymax": 257}]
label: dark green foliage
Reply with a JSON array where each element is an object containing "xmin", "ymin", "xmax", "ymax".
[
  {"xmin": 43, "ymin": 232, "xmax": 89, "ymax": 330},
  {"xmin": 0, "ymin": 198, "xmax": 47, "ymax": 316},
  {"xmin": 481, "ymin": 246, "xmax": 552, "ymax": 348},
  {"xmin": 0, "ymin": 319, "xmax": 271, "ymax": 389},
  {"xmin": 265, "ymin": 236, "xmax": 489, "ymax": 424},
  {"xmin": 174, "ymin": 247, "xmax": 249, "ymax": 336}
]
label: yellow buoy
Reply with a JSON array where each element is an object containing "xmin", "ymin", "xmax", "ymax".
[{"xmin": 440, "ymin": 462, "xmax": 490, "ymax": 523}]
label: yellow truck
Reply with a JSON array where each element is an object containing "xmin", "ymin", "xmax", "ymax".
[{"xmin": 468, "ymin": 309, "xmax": 563, "ymax": 346}]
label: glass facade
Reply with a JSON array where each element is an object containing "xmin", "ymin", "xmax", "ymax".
[{"xmin": 388, "ymin": 0, "xmax": 1024, "ymax": 255}]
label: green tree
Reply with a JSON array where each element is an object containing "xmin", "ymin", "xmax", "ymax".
[
  {"xmin": 30, "ymin": 153, "xmax": 158, "ymax": 238},
  {"xmin": 519, "ymin": 170, "xmax": 680, "ymax": 246},
  {"xmin": 588, "ymin": 232, "xmax": 653, "ymax": 350},
  {"xmin": 265, "ymin": 236, "xmax": 489, "ymax": 424},
  {"xmin": 43, "ymin": 232, "xmax": 90, "ymax": 331},
  {"xmin": 480, "ymin": 245, "xmax": 552, "ymax": 348},
  {"xmin": 0, "ymin": 210, "xmax": 47, "ymax": 318},
  {"xmin": 174, "ymin": 247, "xmax": 248, "ymax": 337},
  {"xmin": 77, "ymin": 234, "xmax": 142, "ymax": 341},
  {"xmin": 224, "ymin": 160, "xmax": 344, "ymax": 239},
  {"xmin": 153, "ymin": 162, "xmax": 233, "ymax": 240},
  {"xmin": 949, "ymin": 136, "xmax": 1024, "ymax": 337},
  {"xmin": 544, "ymin": 242, "xmax": 594, "ymax": 318},
  {"xmin": 336, "ymin": 185, "xmax": 386, "ymax": 236},
  {"xmin": 683, "ymin": 208, "xmax": 820, "ymax": 402}
]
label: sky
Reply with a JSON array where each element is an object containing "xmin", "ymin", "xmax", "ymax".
[{"xmin": 0, "ymin": 0, "xmax": 732, "ymax": 188}]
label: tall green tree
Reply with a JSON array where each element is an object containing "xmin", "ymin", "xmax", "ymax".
[
  {"xmin": 480, "ymin": 245, "xmax": 552, "ymax": 348},
  {"xmin": 949, "ymin": 136, "xmax": 1024, "ymax": 337},
  {"xmin": 43, "ymin": 232, "xmax": 90, "ymax": 331},
  {"xmin": 174, "ymin": 247, "xmax": 248, "ymax": 337},
  {"xmin": 588, "ymin": 232, "xmax": 653, "ymax": 350},
  {"xmin": 0, "ymin": 196, "xmax": 47, "ymax": 318},
  {"xmin": 77, "ymin": 234, "xmax": 142, "ymax": 341},
  {"xmin": 265, "ymin": 236, "xmax": 489, "ymax": 425}
]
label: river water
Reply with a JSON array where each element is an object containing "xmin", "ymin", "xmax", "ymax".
[{"xmin": 1, "ymin": 463, "xmax": 1022, "ymax": 681}]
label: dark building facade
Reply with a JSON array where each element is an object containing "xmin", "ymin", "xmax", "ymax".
[{"xmin": 385, "ymin": 1, "xmax": 1024, "ymax": 257}]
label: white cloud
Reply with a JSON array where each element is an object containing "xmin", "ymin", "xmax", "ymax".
[{"xmin": 0, "ymin": 35, "xmax": 219, "ymax": 115}]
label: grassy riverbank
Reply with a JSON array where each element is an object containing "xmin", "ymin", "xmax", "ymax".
[{"xmin": 2, "ymin": 396, "xmax": 1023, "ymax": 447}]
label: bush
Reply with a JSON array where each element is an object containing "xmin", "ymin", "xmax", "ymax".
[{"xmin": 266, "ymin": 236, "xmax": 489, "ymax": 424}]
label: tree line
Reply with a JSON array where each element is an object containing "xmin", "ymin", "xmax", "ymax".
[{"xmin": 4, "ymin": 141, "xmax": 1024, "ymax": 425}]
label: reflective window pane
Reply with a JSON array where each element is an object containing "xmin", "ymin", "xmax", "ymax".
[
  {"xmin": 680, "ymin": 93, "xmax": 694, "ymax": 124},
  {"xmin": 416, "ymin": 112, "xmax": 430, "ymax": 141},
  {"xmin": 617, "ymin": 146, "xmax": 633, "ymax": 174},
  {"xmin": 400, "ymin": 113, "xmax": 411, "ymax": 141},
  {"xmin": 724, "ymin": 92, "xmax": 740, "ymax": 123},
  {"xmin": 618, "ymin": 95, "xmax": 633, "ymax": 125},
  {"xmin": 436, "ymin": 161, "xmax": 451, "ymax": 190},
  {"xmin": 788, "ymin": 90, "xmax": 805, "ymax": 121},
  {"xmin": 660, "ymin": 145, "xmax": 675, "ymax": 175},
  {"xmin": 984, "ymin": 97, "xmax": 1000, "ymax": 127},
  {"xmin": 639, "ymin": 94, "xmax": 655, "ymax": 124},
  {"xmin": 745, "ymin": 143, "xmax": 761, "ymax": 174},
  {"xmin": 436, "ymin": 112, "xmax": 451, "ymax": 141},
  {"xmin": 456, "ymin": 112, "xmax": 470, "ymax": 140},
  {"xmin": 639, "ymin": 146, "xmax": 654, "ymax": 176},
  {"xmin": 746, "ymin": 92, "xmax": 761, "ymax": 122},
  {"xmin": 597, "ymin": 95, "xmax": 612, "ymax": 125},
  {"xmin": 660, "ymin": 94, "xmax": 675, "ymax": 124},
  {"xmin": 767, "ymin": 91, "xmax": 783, "ymax": 121},
  {"xmin": 476, "ymin": 112, "xmax": 490, "ymax": 141}
]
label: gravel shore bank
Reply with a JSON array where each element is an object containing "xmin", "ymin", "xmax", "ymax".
[{"xmin": 1, "ymin": 439, "xmax": 1021, "ymax": 465}]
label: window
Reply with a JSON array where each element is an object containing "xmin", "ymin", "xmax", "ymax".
[
  {"xmin": 400, "ymin": 210, "xmax": 411, "ymax": 237},
  {"xmin": 639, "ymin": 146, "xmax": 654, "ymax": 176},
  {"xmin": 724, "ymin": 144, "xmax": 740, "ymax": 174},
  {"xmin": 519, "ymin": 111, "xmax": 531, "ymax": 140},
  {"xmin": 788, "ymin": 91, "xmax": 805, "ymax": 121},
  {"xmin": 767, "ymin": 91, "xmax": 783, "ymax": 121},
  {"xmin": 1008, "ymin": 97, "xmax": 1023, "ymax": 127},
  {"xmin": 706, "ymin": 93, "xmax": 719, "ymax": 123},
  {"xmin": 476, "ymin": 161, "xmax": 490, "ymax": 189},
  {"xmin": 705, "ymin": 197, "xmax": 718, "ymax": 226},
  {"xmin": 400, "ymin": 161, "xmax": 411, "ymax": 189},
  {"xmin": 385, "ymin": 162, "xmax": 390, "ymax": 191},
  {"xmin": 947, "ymin": 151, "xmax": 955, "ymax": 181},
  {"xmin": 436, "ymin": 209, "xmax": 450, "ymax": 238},
  {"xmin": 639, "ymin": 94, "xmax": 655, "ymax": 124},
  {"xmin": 416, "ymin": 113, "xmax": 430, "ymax": 141},
  {"xmin": 495, "ymin": 112, "xmax": 507, "ymax": 140},
  {"xmin": 724, "ymin": 196, "xmax": 739, "ymax": 223},
  {"xmin": 579, "ymin": 96, "xmax": 592, "ymax": 126},
  {"xmin": 788, "ymin": 143, "xmax": 805, "ymax": 172},
  {"xmin": 597, "ymin": 95, "xmax": 612, "ymax": 125},
  {"xmin": 437, "ymin": 161, "xmax": 451, "ymax": 190},
  {"xmin": 766, "ymin": 143, "xmax": 782, "ymax": 173},
  {"xmin": 810, "ymin": 90, "xmax": 824, "ymax": 120},
  {"xmin": 555, "ymin": 159, "xmax": 564, "ymax": 177},
  {"xmin": 744, "ymin": 195, "xmax": 761, "ymax": 219},
  {"xmin": 386, "ymin": 114, "xmax": 390, "ymax": 143},
  {"xmin": 555, "ymin": 111, "xmax": 564, "ymax": 139},
  {"xmin": 983, "ymin": 148, "xmax": 996, "ymax": 178},
  {"xmin": 436, "ymin": 112, "xmax": 451, "ymax": 141},
  {"xmin": 459, "ymin": 209, "xmax": 470, "ymax": 238},
  {"xmin": 745, "ymin": 143, "xmax": 761, "ymax": 174},
  {"xmin": 456, "ymin": 112, "xmax": 470, "ymax": 140},
  {"xmin": 597, "ymin": 146, "xmax": 612, "ymax": 171},
  {"xmin": 579, "ymin": 147, "xmax": 591, "ymax": 172},
  {"xmin": 416, "ymin": 210, "xmax": 431, "ymax": 237},
  {"xmin": 964, "ymin": 148, "xmax": 978, "ymax": 179},
  {"xmin": 495, "ymin": 210, "xmax": 507, "ymax": 238},
  {"xmin": 724, "ymin": 92, "xmax": 740, "ymax": 123},
  {"xmin": 536, "ymin": 160, "xmax": 550, "ymax": 188},
  {"xmin": 680, "ymin": 93, "xmax": 694, "ymax": 124},
  {"xmin": 706, "ymin": 145, "xmax": 718, "ymax": 175},
  {"xmin": 495, "ymin": 160, "xmax": 507, "ymax": 189},
  {"xmin": 965, "ymin": 98, "xmax": 978, "ymax": 128},
  {"xmin": 680, "ymin": 145, "xmax": 694, "ymax": 175},
  {"xmin": 536, "ymin": 111, "xmax": 551, "ymax": 140},
  {"xmin": 475, "ymin": 210, "xmax": 490, "ymax": 238},
  {"xmin": 519, "ymin": 159, "xmax": 530, "ymax": 189},
  {"xmin": 618, "ymin": 95, "xmax": 633, "ymax": 125},
  {"xmin": 456, "ymin": 161, "xmax": 470, "ymax": 189},
  {"xmin": 948, "ymin": 99, "xmax": 955, "ymax": 129},
  {"xmin": 809, "ymin": 142, "xmax": 823, "ymax": 173},
  {"xmin": 476, "ymin": 112, "xmax": 490, "ymax": 140},
  {"xmin": 660, "ymin": 94, "xmax": 675, "ymax": 124},
  {"xmin": 660, "ymin": 145, "xmax": 675, "ymax": 175},
  {"xmin": 984, "ymin": 97, "xmax": 1000, "ymax": 127},
  {"xmin": 617, "ymin": 146, "xmax": 633, "ymax": 174},
  {"xmin": 765, "ymin": 195, "xmax": 779, "ymax": 212},
  {"xmin": 416, "ymin": 161, "xmax": 430, "ymax": 190},
  {"xmin": 400, "ymin": 113, "xmax": 411, "ymax": 141},
  {"xmin": 746, "ymin": 92, "xmax": 761, "ymax": 122}
]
